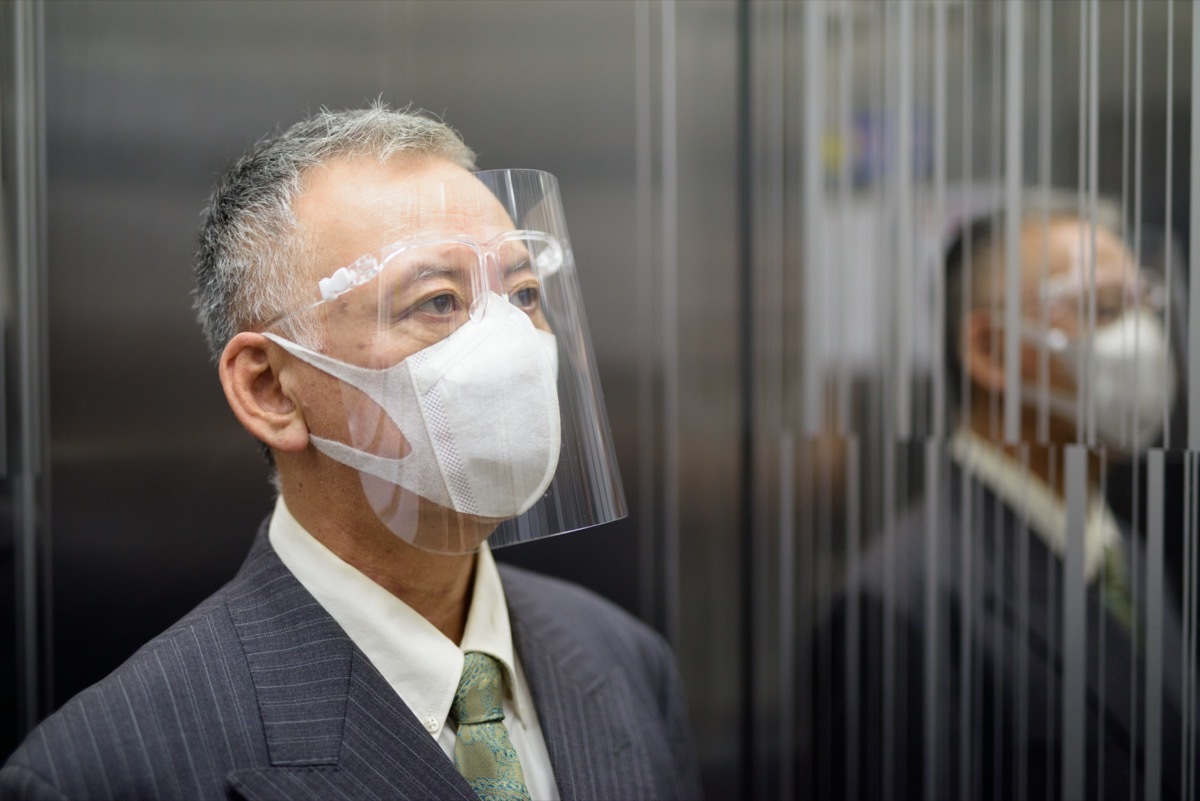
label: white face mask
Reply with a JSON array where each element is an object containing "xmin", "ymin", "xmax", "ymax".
[
  {"xmin": 1021, "ymin": 309, "xmax": 1176, "ymax": 451},
  {"xmin": 265, "ymin": 293, "xmax": 562, "ymax": 519}
]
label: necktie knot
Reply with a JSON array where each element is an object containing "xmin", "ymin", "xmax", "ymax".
[{"xmin": 452, "ymin": 652, "xmax": 507, "ymax": 726}]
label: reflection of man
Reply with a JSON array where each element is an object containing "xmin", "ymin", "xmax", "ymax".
[
  {"xmin": 1, "ymin": 108, "xmax": 701, "ymax": 800},
  {"xmin": 820, "ymin": 203, "xmax": 1187, "ymax": 800}
]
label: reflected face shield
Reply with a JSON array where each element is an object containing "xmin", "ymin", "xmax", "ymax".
[
  {"xmin": 1016, "ymin": 266, "xmax": 1177, "ymax": 451},
  {"xmin": 262, "ymin": 169, "xmax": 626, "ymax": 554}
]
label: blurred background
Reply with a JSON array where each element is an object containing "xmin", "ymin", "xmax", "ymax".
[{"xmin": 0, "ymin": 1, "xmax": 1197, "ymax": 799}]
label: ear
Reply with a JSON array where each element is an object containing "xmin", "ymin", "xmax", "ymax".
[
  {"xmin": 960, "ymin": 308, "xmax": 1008, "ymax": 394},
  {"xmin": 219, "ymin": 332, "xmax": 309, "ymax": 454}
]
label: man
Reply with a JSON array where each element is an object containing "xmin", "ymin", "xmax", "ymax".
[
  {"xmin": 0, "ymin": 107, "xmax": 701, "ymax": 800},
  {"xmin": 819, "ymin": 201, "xmax": 1188, "ymax": 800}
]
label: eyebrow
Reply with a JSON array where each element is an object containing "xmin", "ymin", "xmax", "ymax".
[
  {"xmin": 382, "ymin": 243, "xmax": 537, "ymax": 284},
  {"xmin": 412, "ymin": 264, "xmax": 463, "ymax": 282},
  {"xmin": 501, "ymin": 253, "xmax": 535, "ymax": 279}
]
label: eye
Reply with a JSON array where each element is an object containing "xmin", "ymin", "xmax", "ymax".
[
  {"xmin": 509, "ymin": 285, "xmax": 541, "ymax": 313},
  {"xmin": 416, "ymin": 293, "xmax": 460, "ymax": 316}
]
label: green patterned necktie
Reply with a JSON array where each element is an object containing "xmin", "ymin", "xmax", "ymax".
[{"xmin": 451, "ymin": 652, "xmax": 532, "ymax": 801}]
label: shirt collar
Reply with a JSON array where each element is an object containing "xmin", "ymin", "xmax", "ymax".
[
  {"xmin": 266, "ymin": 495, "xmax": 530, "ymax": 737},
  {"xmin": 949, "ymin": 429, "xmax": 1120, "ymax": 582}
]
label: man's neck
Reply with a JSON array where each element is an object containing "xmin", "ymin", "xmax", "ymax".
[
  {"xmin": 966, "ymin": 400, "xmax": 1102, "ymax": 498},
  {"xmin": 280, "ymin": 474, "xmax": 477, "ymax": 644}
]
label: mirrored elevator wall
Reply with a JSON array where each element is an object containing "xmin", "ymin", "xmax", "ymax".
[
  {"xmin": 2, "ymin": 2, "xmax": 1200, "ymax": 801},
  {"xmin": 749, "ymin": 3, "xmax": 1200, "ymax": 800}
]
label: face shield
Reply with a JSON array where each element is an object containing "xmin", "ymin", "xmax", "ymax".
[
  {"xmin": 261, "ymin": 169, "xmax": 626, "ymax": 554},
  {"xmin": 1019, "ymin": 261, "xmax": 1177, "ymax": 452}
]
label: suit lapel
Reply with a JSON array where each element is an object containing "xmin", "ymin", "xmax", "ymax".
[
  {"xmin": 969, "ymin": 482, "xmax": 1189, "ymax": 766},
  {"xmin": 223, "ymin": 529, "xmax": 475, "ymax": 801},
  {"xmin": 504, "ymin": 573, "xmax": 658, "ymax": 801}
]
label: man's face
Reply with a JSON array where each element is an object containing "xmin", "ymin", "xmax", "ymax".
[
  {"xmin": 278, "ymin": 156, "xmax": 556, "ymax": 541},
  {"xmin": 1016, "ymin": 216, "xmax": 1141, "ymax": 337},
  {"xmin": 962, "ymin": 213, "xmax": 1175, "ymax": 450},
  {"xmin": 292, "ymin": 156, "xmax": 549, "ymax": 368}
]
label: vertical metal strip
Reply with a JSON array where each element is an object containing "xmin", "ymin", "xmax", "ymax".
[
  {"xmin": 835, "ymin": 0, "xmax": 853, "ymax": 434},
  {"xmin": 1162, "ymin": 0, "xmax": 1174, "ymax": 446},
  {"xmin": 735, "ymin": 0, "xmax": 755, "ymax": 796},
  {"xmin": 1129, "ymin": 3, "xmax": 1145, "ymax": 790},
  {"xmin": 881, "ymin": 433, "xmax": 897, "ymax": 793},
  {"xmin": 1061, "ymin": 446, "xmax": 1088, "ymax": 799},
  {"xmin": 1096, "ymin": 447, "xmax": 1108, "ymax": 792},
  {"xmin": 1146, "ymin": 449, "xmax": 1165, "ymax": 801},
  {"xmin": 756, "ymin": 1, "xmax": 785, "ymax": 792},
  {"xmin": 1002, "ymin": 0, "xmax": 1023, "ymax": 444},
  {"xmin": 842, "ymin": 436, "xmax": 861, "ymax": 800},
  {"xmin": 657, "ymin": 0, "xmax": 681, "ymax": 655},
  {"xmin": 1087, "ymin": 0, "xmax": 1100, "ymax": 447},
  {"xmin": 1043, "ymin": 447, "xmax": 1060, "ymax": 801},
  {"xmin": 1191, "ymin": 453, "xmax": 1199, "ymax": 801},
  {"xmin": 634, "ymin": 0, "xmax": 658, "ymax": 629},
  {"xmin": 958, "ymin": 7, "xmax": 975, "ymax": 797},
  {"xmin": 987, "ymin": 2, "xmax": 1002, "ymax": 442},
  {"xmin": 880, "ymin": 10, "xmax": 902, "ymax": 791},
  {"xmin": 1016, "ymin": 445, "xmax": 1032, "ymax": 800},
  {"xmin": 1076, "ymin": 0, "xmax": 1090, "ymax": 444},
  {"xmin": 992, "ymin": 459, "xmax": 1005, "ymax": 800},
  {"xmin": 1133, "ymin": 0, "xmax": 1145, "ymax": 450},
  {"xmin": 1190, "ymin": 0, "xmax": 1200, "ymax": 450},
  {"xmin": 777, "ymin": 432, "xmax": 795, "ymax": 801},
  {"xmin": 12, "ymin": 0, "xmax": 48, "ymax": 733},
  {"xmin": 957, "ymin": 466, "xmax": 973, "ymax": 799},
  {"xmin": 931, "ymin": 1, "xmax": 947, "ymax": 440},
  {"xmin": 923, "ymin": 439, "xmax": 941, "ymax": 800},
  {"xmin": 927, "ymin": 6, "xmax": 948, "ymax": 793},
  {"xmin": 801, "ymin": 0, "xmax": 824, "ymax": 436},
  {"xmin": 1185, "ymin": 454, "xmax": 1196, "ymax": 798},
  {"xmin": 1192, "ymin": 452, "xmax": 1199, "ymax": 801},
  {"xmin": 894, "ymin": 0, "xmax": 914, "ymax": 440},
  {"xmin": 1036, "ymin": 0, "xmax": 1053, "ymax": 444}
]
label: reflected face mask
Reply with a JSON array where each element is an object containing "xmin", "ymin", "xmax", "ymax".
[
  {"xmin": 266, "ymin": 293, "xmax": 562, "ymax": 518},
  {"xmin": 1021, "ymin": 309, "xmax": 1177, "ymax": 451}
]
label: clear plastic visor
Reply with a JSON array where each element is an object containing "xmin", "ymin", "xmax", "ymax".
[{"xmin": 263, "ymin": 169, "xmax": 626, "ymax": 554}]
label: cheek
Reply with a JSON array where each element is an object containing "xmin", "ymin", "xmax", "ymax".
[
  {"xmin": 295, "ymin": 371, "xmax": 355, "ymax": 443},
  {"xmin": 342, "ymin": 386, "xmax": 412, "ymax": 458},
  {"xmin": 530, "ymin": 309, "xmax": 552, "ymax": 333},
  {"xmin": 290, "ymin": 354, "xmax": 413, "ymax": 455},
  {"xmin": 1047, "ymin": 354, "xmax": 1078, "ymax": 393},
  {"xmin": 324, "ymin": 329, "xmax": 379, "ymax": 363}
]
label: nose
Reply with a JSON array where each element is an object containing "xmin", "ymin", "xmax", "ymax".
[
  {"xmin": 466, "ymin": 251, "xmax": 507, "ymax": 320},
  {"xmin": 481, "ymin": 250, "xmax": 507, "ymax": 294}
]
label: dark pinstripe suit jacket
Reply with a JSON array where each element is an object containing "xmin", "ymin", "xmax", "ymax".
[{"xmin": 0, "ymin": 522, "xmax": 702, "ymax": 800}]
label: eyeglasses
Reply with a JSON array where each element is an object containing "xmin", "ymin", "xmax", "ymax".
[
  {"xmin": 1036, "ymin": 272, "xmax": 1166, "ymax": 329},
  {"xmin": 261, "ymin": 229, "xmax": 565, "ymax": 334}
]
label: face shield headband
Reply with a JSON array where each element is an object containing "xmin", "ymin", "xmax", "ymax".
[{"xmin": 262, "ymin": 168, "xmax": 626, "ymax": 555}]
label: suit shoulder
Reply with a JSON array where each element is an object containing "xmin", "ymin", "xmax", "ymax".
[
  {"xmin": 499, "ymin": 563, "xmax": 660, "ymax": 638},
  {"xmin": 497, "ymin": 563, "xmax": 679, "ymax": 690}
]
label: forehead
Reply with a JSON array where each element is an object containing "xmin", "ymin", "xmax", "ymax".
[
  {"xmin": 1009, "ymin": 216, "xmax": 1132, "ymax": 295},
  {"xmin": 293, "ymin": 156, "xmax": 516, "ymax": 275}
]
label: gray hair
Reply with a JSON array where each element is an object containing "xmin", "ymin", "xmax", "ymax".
[{"xmin": 193, "ymin": 104, "xmax": 477, "ymax": 362}]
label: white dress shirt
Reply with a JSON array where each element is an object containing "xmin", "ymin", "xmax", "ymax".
[
  {"xmin": 268, "ymin": 495, "xmax": 560, "ymax": 800},
  {"xmin": 949, "ymin": 428, "xmax": 1121, "ymax": 582}
]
